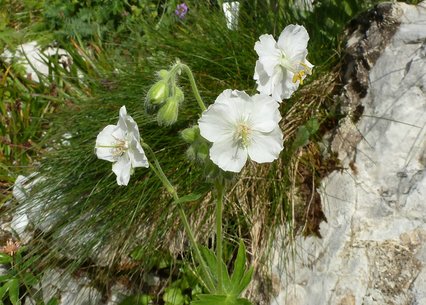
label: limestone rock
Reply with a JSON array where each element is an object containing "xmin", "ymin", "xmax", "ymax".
[{"xmin": 271, "ymin": 1, "xmax": 426, "ymax": 305}]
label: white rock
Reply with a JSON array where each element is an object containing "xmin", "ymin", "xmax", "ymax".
[
  {"xmin": 271, "ymin": 2, "xmax": 426, "ymax": 305},
  {"xmin": 41, "ymin": 269, "xmax": 102, "ymax": 305},
  {"xmin": 1, "ymin": 41, "xmax": 72, "ymax": 83}
]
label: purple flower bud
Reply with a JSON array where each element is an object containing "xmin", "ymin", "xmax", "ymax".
[{"xmin": 175, "ymin": 3, "xmax": 188, "ymax": 19}]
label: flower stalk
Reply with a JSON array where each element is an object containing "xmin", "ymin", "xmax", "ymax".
[{"xmin": 141, "ymin": 141, "xmax": 216, "ymax": 292}]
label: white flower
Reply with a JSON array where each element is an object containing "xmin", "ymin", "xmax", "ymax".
[
  {"xmin": 254, "ymin": 24, "xmax": 313, "ymax": 102},
  {"xmin": 95, "ymin": 106, "xmax": 149, "ymax": 186},
  {"xmin": 198, "ymin": 90, "xmax": 283, "ymax": 173}
]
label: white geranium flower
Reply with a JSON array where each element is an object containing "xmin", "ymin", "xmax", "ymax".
[
  {"xmin": 254, "ymin": 24, "xmax": 313, "ymax": 102},
  {"xmin": 95, "ymin": 106, "xmax": 149, "ymax": 186},
  {"xmin": 198, "ymin": 90, "xmax": 283, "ymax": 173}
]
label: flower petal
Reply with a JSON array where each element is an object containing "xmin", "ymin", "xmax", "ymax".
[
  {"xmin": 117, "ymin": 105, "xmax": 141, "ymax": 141},
  {"xmin": 254, "ymin": 61, "xmax": 274, "ymax": 97},
  {"xmin": 129, "ymin": 136, "xmax": 149, "ymax": 168},
  {"xmin": 250, "ymin": 94, "xmax": 281, "ymax": 132},
  {"xmin": 254, "ymin": 34, "xmax": 280, "ymax": 76},
  {"xmin": 112, "ymin": 155, "xmax": 132, "ymax": 186},
  {"xmin": 277, "ymin": 25, "xmax": 309, "ymax": 60},
  {"xmin": 198, "ymin": 94, "xmax": 240, "ymax": 142},
  {"xmin": 247, "ymin": 127, "xmax": 283, "ymax": 163},
  {"xmin": 96, "ymin": 125, "xmax": 118, "ymax": 162},
  {"xmin": 210, "ymin": 136, "xmax": 248, "ymax": 173}
]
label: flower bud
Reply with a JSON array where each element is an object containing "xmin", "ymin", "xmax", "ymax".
[
  {"xmin": 157, "ymin": 97, "xmax": 179, "ymax": 126},
  {"xmin": 173, "ymin": 86, "xmax": 184, "ymax": 103},
  {"xmin": 181, "ymin": 126, "xmax": 199, "ymax": 143},
  {"xmin": 158, "ymin": 69, "xmax": 170, "ymax": 79},
  {"xmin": 147, "ymin": 80, "xmax": 169, "ymax": 105}
]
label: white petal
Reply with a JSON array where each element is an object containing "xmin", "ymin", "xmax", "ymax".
[
  {"xmin": 254, "ymin": 34, "xmax": 280, "ymax": 76},
  {"xmin": 215, "ymin": 89, "xmax": 234, "ymax": 104},
  {"xmin": 129, "ymin": 136, "xmax": 149, "ymax": 168},
  {"xmin": 247, "ymin": 127, "xmax": 283, "ymax": 163},
  {"xmin": 250, "ymin": 95, "xmax": 281, "ymax": 132},
  {"xmin": 199, "ymin": 100, "xmax": 237, "ymax": 143},
  {"xmin": 272, "ymin": 68, "xmax": 301, "ymax": 100},
  {"xmin": 96, "ymin": 125, "xmax": 118, "ymax": 162},
  {"xmin": 270, "ymin": 69, "xmax": 285, "ymax": 101},
  {"xmin": 277, "ymin": 25, "xmax": 309, "ymax": 60},
  {"xmin": 255, "ymin": 61, "xmax": 274, "ymax": 97},
  {"xmin": 112, "ymin": 155, "xmax": 132, "ymax": 186},
  {"xmin": 117, "ymin": 106, "xmax": 141, "ymax": 141},
  {"xmin": 210, "ymin": 137, "xmax": 248, "ymax": 173},
  {"xmin": 231, "ymin": 90, "xmax": 252, "ymax": 102}
]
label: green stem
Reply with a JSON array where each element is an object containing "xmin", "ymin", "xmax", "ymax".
[
  {"xmin": 215, "ymin": 179, "xmax": 225, "ymax": 293},
  {"xmin": 180, "ymin": 64, "xmax": 207, "ymax": 112},
  {"xmin": 141, "ymin": 142, "xmax": 215, "ymax": 292}
]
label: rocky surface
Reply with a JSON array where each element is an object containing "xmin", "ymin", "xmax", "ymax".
[{"xmin": 271, "ymin": 1, "xmax": 426, "ymax": 305}]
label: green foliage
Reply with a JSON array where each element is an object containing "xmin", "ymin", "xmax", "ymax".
[
  {"xmin": 0, "ymin": 61, "xmax": 55, "ymax": 170},
  {"xmin": 118, "ymin": 294, "xmax": 151, "ymax": 305},
  {"xmin": 0, "ymin": 246, "xmax": 40, "ymax": 305},
  {"xmin": 290, "ymin": 118, "xmax": 320, "ymax": 152}
]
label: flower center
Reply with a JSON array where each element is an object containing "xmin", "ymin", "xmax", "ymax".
[
  {"xmin": 279, "ymin": 52, "xmax": 311, "ymax": 84},
  {"xmin": 112, "ymin": 138, "xmax": 129, "ymax": 157},
  {"xmin": 236, "ymin": 122, "xmax": 251, "ymax": 148}
]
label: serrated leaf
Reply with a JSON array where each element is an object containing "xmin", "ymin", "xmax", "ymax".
[
  {"xmin": 236, "ymin": 266, "xmax": 253, "ymax": 294},
  {"xmin": 191, "ymin": 294, "xmax": 253, "ymax": 305},
  {"xmin": 230, "ymin": 241, "xmax": 246, "ymax": 289}
]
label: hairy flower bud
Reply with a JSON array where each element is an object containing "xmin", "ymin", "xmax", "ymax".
[
  {"xmin": 173, "ymin": 86, "xmax": 184, "ymax": 103},
  {"xmin": 181, "ymin": 126, "xmax": 199, "ymax": 143},
  {"xmin": 147, "ymin": 80, "xmax": 169, "ymax": 105},
  {"xmin": 157, "ymin": 97, "xmax": 179, "ymax": 126}
]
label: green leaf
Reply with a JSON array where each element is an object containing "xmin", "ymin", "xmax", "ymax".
[
  {"xmin": 0, "ymin": 283, "xmax": 8, "ymax": 300},
  {"xmin": 236, "ymin": 267, "xmax": 253, "ymax": 295},
  {"xmin": 7, "ymin": 278, "xmax": 20, "ymax": 305},
  {"xmin": 199, "ymin": 246, "xmax": 231, "ymax": 294},
  {"xmin": 174, "ymin": 193, "xmax": 202, "ymax": 204},
  {"xmin": 0, "ymin": 274, "xmax": 11, "ymax": 283},
  {"xmin": 118, "ymin": 294, "xmax": 150, "ymax": 305},
  {"xmin": 0, "ymin": 254, "xmax": 12, "ymax": 264},
  {"xmin": 22, "ymin": 272, "xmax": 38, "ymax": 287},
  {"xmin": 291, "ymin": 126, "xmax": 310, "ymax": 150},
  {"xmin": 46, "ymin": 298, "xmax": 60, "ymax": 305},
  {"xmin": 305, "ymin": 118, "xmax": 319, "ymax": 134},
  {"xmin": 163, "ymin": 287, "xmax": 185, "ymax": 305},
  {"xmin": 230, "ymin": 241, "xmax": 246, "ymax": 289},
  {"xmin": 191, "ymin": 295, "xmax": 252, "ymax": 305}
]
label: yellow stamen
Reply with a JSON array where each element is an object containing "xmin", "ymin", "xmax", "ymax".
[
  {"xmin": 236, "ymin": 123, "xmax": 251, "ymax": 147},
  {"xmin": 292, "ymin": 62, "xmax": 312, "ymax": 84}
]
